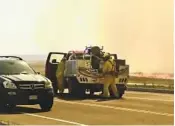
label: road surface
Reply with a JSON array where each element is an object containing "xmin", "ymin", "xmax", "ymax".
[{"xmin": 0, "ymin": 91, "xmax": 174, "ymax": 125}]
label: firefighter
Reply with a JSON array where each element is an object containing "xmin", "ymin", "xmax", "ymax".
[
  {"xmin": 56, "ymin": 57, "xmax": 66, "ymax": 94},
  {"xmin": 101, "ymin": 52, "xmax": 119, "ymax": 98}
]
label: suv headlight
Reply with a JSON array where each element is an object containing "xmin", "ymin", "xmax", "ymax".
[
  {"xmin": 45, "ymin": 80, "xmax": 53, "ymax": 89},
  {"xmin": 3, "ymin": 81, "xmax": 17, "ymax": 89}
]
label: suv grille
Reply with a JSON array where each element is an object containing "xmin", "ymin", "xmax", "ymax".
[{"xmin": 19, "ymin": 83, "xmax": 45, "ymax": 90}]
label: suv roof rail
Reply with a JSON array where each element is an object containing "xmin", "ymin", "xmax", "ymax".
[{"xmin": 0, "ymin": 56, "xmax": 23, "ymax": 60}]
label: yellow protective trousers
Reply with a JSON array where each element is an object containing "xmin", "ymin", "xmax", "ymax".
[
  {"xmin": 101, "ymin": 58, "xmax": 118, "ymax": 98},
  {"xmin": 57, "ymin": 74, "xmax": 64, "ymax": 93},
  {"xmin": 102, "ymin": 75, "xmax": 118, "ymax": 98},
  {"xmin": 56, "ymin": 61, "xmax": 65, "ymax": 93}
]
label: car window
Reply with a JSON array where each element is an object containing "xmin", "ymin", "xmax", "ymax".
[
  {"xmin": 0, "ymin": 60, "xmax": 35, "ymax": 75},
  {"xmin": 49, "ymin": 54, "xmax": 64, "ymax": 64}
]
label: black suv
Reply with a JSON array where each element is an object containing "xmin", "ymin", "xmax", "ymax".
[{"xmin": 0, "ymin": 56, "xmax": 54, "ymax": 111}]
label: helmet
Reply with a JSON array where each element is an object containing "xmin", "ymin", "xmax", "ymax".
[
  {"xmin": 103, "ymin": 52, "xmax": 110, "ymax": 61},
  {"xmin": 103, "ymin": 52, "xmax": 110, "ymax": 57}
]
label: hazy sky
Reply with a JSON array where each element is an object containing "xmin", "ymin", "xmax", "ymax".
[{"xmin": 0, "ymin": 0, "xmax": 173, "ymax": 73}]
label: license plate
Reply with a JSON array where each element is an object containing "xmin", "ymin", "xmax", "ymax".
[{"xmin": 29, "ymin": 95, "xmax": 38, "ymax": 100}]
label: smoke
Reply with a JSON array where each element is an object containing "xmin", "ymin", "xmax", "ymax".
[{"xmin": 34, "ymin": 0, "xmax": 173, "ymax": 73}]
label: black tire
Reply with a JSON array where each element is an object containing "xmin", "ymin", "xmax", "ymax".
[
  {"xmin": 118, "ymin": 92, "xmax": 124, "ymax": 98},
  {"xmin": 39, "ymin": 97, "xmax": 53, "ymax": 112},
  {"xmin": 109, "ymin": 90, "xmax": 124, "ymax": 99},
  {"xmin": 109, "ymin": 86, "xmax": 125, "ymax": 99},
  {"xmin": 68, "ymin": 78, "xmax": 86, "ymax": 97}
]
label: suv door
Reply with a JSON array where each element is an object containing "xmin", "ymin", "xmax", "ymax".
[{"xmin": 45, "ymin": 52, "xmax": 67, "ymax": 94}]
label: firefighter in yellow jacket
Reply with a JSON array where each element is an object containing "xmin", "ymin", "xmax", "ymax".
[
  {"xmin": 101, "ymin": 53, "xmax": 119, "ymax": 98},
  {"xmin": 56, "ymin": 57, "xmax": 66, "ymax": 94}
]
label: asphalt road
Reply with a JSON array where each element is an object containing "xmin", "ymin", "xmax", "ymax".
[{"xmin": 0, "ymin": 91, "xmax": 174, "ymax": 125}]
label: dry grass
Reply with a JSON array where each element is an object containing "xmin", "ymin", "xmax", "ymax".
[
  {"xmin": 29, "ymin": 62, "xmax": 174, "ymax": 85},
  {"xmin": 29, "ymin": 62, "xmax": 45, "ymax": 75}
]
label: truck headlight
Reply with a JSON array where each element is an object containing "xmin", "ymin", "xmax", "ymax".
[
  {"xmin": 45, "ymin": 80, "xmax": 53, "ymax": 89},
  {"xmin": 3, "ymin": 81, "xmax": 17, "ymax": 89}
]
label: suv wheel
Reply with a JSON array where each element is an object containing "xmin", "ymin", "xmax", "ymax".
[{"xmin": 39, "ymin": 97, "xmax": 53, "ymax": 112}]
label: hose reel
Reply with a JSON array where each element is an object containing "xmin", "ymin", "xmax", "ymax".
[{"xmin": 90, "ymin": 46, "xmax": 102, "ymax": 69}]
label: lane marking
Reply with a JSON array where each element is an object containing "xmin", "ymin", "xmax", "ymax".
[
  {"xmin": 54, "ymin": 99, "xmax": 174, "ymax": 117},
  {"xmin": 24, "ymin": 113, "xmax": 87, "ymax": 126},
  {"xmin": 124, "ymin": 96, "xmax": 174, "ymax": 102}
]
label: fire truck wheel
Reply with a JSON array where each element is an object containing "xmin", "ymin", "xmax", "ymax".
[
  {"xmin": 109, "ymin": 91, "xmax": 123, "ymax": 98},
  {"xmin": 109, "ymin": 86, "xmax": 124, "ymax": 99},
  {"xmin": 68, "ymin": 78, "xmax": 86, "ymax": 97}
]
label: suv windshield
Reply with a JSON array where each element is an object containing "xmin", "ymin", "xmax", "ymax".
[{"xmin": 0, "ymin": 60, "xmax": 35, "ymax": 75}]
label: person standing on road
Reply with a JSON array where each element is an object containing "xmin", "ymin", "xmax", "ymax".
[
  {"xmin": 101, "ymin": 53, "xmax": 119, "ymax": 98},
  {"xmin": 56, "ymin": 57, "xmax": 66, "ymax": 94}
]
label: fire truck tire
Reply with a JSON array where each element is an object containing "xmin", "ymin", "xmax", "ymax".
[
  {"xmin": 109, "ymin": 86, "xmax": 124, "ymax": 99},
  {"xmin": 109, "ymin": 90, "xmax": 124, "ymax": 98},
  {"xmin": 68, "ymin": 78, "xmax": 86, "ymax": 97},
  {"xmin": 118, "ymin": 93, "xmax": 124, "ymax": 98}
]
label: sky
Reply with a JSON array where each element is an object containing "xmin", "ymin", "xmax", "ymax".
[{"xmin": 0, "ymin": 0, "xmax": 173, "ymax": 73}]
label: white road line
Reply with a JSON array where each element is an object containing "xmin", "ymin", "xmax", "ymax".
[
  {"xmin": 54, "ymin": 99, "xmax": 174, "ymax": 117},
  {"xmin": 124, "ymin": 96, "xmax": 174, "ymax": 102},
  {"xmin": 24, "ymin": 113, "xmax": 87, "ymax": 126}
]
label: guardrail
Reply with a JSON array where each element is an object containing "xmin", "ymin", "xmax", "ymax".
[
  {"xmin": 126, "ymin": 83, "xmax": 174, "ymax": 94},
  {"xmin": 127, "ymin": 82, "xmax": 174, "ymax": 88}
]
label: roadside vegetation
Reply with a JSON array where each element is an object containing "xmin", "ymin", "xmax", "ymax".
[{"xmin": 129, "ymin": 76, "xmax": 174, "ymax": 85}]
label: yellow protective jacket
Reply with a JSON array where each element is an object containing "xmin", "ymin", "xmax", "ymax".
[
  {"xmin": 101, "ymin": 58, "xmax": 116, "ymax": 86},
  {"xmin": 56, "ymin": 61, "xmax": 65, "ymax": 78},
  {"xmin": 102, "ymin": 59, "xmax": 115, "ymax": 75}
]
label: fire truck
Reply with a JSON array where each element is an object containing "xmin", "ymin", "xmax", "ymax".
[{"xmin": 45, "ymin": 46, "xmax": 129, "ymax": 98}]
